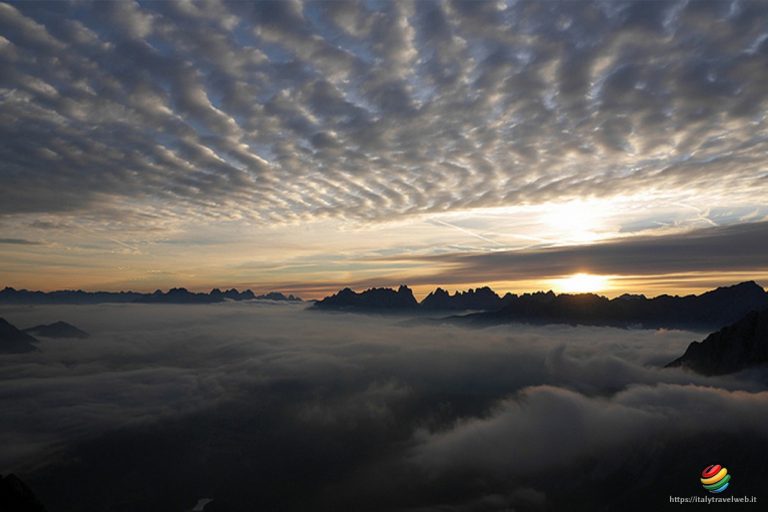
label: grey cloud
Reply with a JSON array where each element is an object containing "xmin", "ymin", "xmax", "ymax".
[
  {"xmin": 0, "ymin": 302, "xmax": 704, "ymax": 467},
  {"xmin": 409, "ymin": 220, "xmax": 768, "ymax": 283},
  {"xmin": 413, "ymin": 382, "xmax": 768, "ymax": 475},
  {"xmin": 0, "ymin": 0, "xmax": 766, "ymax": 225},
  {"xmin": 0, "ymin": 238, "xmax": 40, "ymax": 245}
]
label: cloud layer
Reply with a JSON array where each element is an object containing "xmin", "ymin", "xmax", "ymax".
[
  {"xmin": 1, "ymin": 0, "xmax": 767, "ymax": 225},
  {"xmin": 2, "ymin": 302, "xmax": 768, "ymax": 510}
]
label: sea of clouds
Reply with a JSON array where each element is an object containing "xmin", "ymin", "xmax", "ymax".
[{"xmin": 1, "ymin": 302, "xmax": 767, "ymax": 511}]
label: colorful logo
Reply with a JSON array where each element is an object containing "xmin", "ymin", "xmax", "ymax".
[{"xmin": 700, "ymin": 465, "xmax": 730, "ymax": 493}]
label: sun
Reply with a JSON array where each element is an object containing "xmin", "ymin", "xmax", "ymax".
[{"xmin": 551, "ymin": 273, "xmax": 611, "ymax": 293}]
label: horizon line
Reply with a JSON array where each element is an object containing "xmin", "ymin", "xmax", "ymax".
[{"xmin": 2, "ymin": 279, "xmax": 764, "ymax": 302}]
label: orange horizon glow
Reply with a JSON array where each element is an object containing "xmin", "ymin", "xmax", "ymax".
[
  {"xmin": 4, "ymin": 271, "xmax": 767, "ymax": 303},
  {"xmin": 3, "ymin": 199, "xmax": 767, "ymax": 303}
]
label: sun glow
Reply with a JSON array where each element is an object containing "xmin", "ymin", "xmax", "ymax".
[
  {"xmin": 552, "ymin": 273, "xmax": 611, "ymax": 294},
  {"xmin": 539, "ymin": 200, "xmax": 614, "ymax": 244}
]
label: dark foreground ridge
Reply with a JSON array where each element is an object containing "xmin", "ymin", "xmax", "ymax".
[
  {"xmin": 0, "ymin": 318, "xmax": 39, "ymax": 353},
  {"xmin": 315, "ymin": 281, "xmax": 768, "ymax": 330},
  {"xmin": 666, "ymin": 308, "xmax": 768, "ymax": 375},
  {"xmin": 0, "ymin": 474, "xmax": 47, "ymax": 512},
  {"xmin": 24, "ymin": 321, "xmax": 89, "ymax": 339},
  {"xmin": 0, "ymin": 287, "xmax": 302, "ymax": 305}
]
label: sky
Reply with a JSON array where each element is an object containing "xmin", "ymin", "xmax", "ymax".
[{"xmin": 1, "ymin": 0, "xmax": 767, "ymax": 298}]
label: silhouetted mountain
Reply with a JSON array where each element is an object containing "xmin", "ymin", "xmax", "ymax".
[
  {"xmin": 0, "ymin": 287, "xmax": 144, "ymax": 304},
  {"xmin": 24, "ymin": 321, "xmax": 89, "ymax": 339},
  {"xmin": 666, "ymin": 309, "xmax": 768, "ymax": 375},
  {"xmin": 224, "ymin": 288, "xmax": 254, "ymax": 300},
  {"xmin": 257, "ymin": 291, "xmax": 302, "ymax": 302},
  {"xmin": 0, "ymin": 287, "xmax": 301, "ymax": 304},
  {"xmin": 0, "ymin": 318, "xmax": 39, "ymax": 354},
  {"xmin": 314, "ymin": 285, "xmax": 418, "ymax": 310},
  {"xmin": 420, "ymin": 286, "xmax": 511, "ymax": 310},
  {"xmin": 0, "ymin": 474, "xmax": 47, "ymax": 512},
  {"xmin": 135, "ymin": 288, "xmax": 220, "ymax": 304},
  {"xmin": 314, "ymin": 281, "xmax": 768, "ymax": 330},
  {"xmin": 466, "ymin": 281, "xmax": 768, "ymax": 330}
]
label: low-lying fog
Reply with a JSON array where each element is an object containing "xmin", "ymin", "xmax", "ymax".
[{"xmin": 1, "ymin": 303, "xmax": 766, "ymax": 511}]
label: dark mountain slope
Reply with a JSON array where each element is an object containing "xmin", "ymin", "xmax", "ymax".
[
  {"xmin": 0, "ymin": 474, "xmax": 47, "ymax": 512},
  {"xmin": 0, "ymin": 318, "xmax": 38, "ymax": 353},
  {"xmin": 666, "ymin": 309, "xmax": 768, "ymax": 375}
]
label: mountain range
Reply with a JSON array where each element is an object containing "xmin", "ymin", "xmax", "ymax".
[
  {"xmin": 0, "ymin": 287, "xmax": 301, "ymax": 305},
  {"xmin": 315, "ymin": 281, "xmax": 768, "ymax": 330}
]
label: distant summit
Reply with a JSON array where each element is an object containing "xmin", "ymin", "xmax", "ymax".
[
  {"xmin": 137, "ymin": 288, "xmax": 301, "ymax": 303},
  {"xmin": 24, "ymin": 321, "xmax": 89, "ymax": 339},
  {"xmin": 666, "ymin": 308, "xmax": 768, "ymax": 375},
  {"xmin": 420, "ymin": 286, "xmax": 511, "ymax": 311},
  {"xmin": 0, "ymin": 318, "xmax": 39, "ymax": 353},
  {"xmin": 0, "ymin": 287, "xmax": 301, "ymax": 305},
  {"xmin": 209, "ymin": 288, "xmax": 255, "ymax": 301},
  {"xmin": 256, "ymin": 291, "xmax": 302, "ymax": 302},
  {"xmin": 314, "ymin": 285, "xmax": 418, "ymax": 310},
  {"xmin": 314, "ymin": 281, "xmax": 768, "ymax": 330},
  {"xmin": 136, "ymin": 287, "xmax": 227, "ymax": 304}
]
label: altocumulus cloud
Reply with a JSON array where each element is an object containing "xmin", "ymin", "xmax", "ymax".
[{"xmin": 1, "ymin": 1, "xmax": 767, "ymax": 226}]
